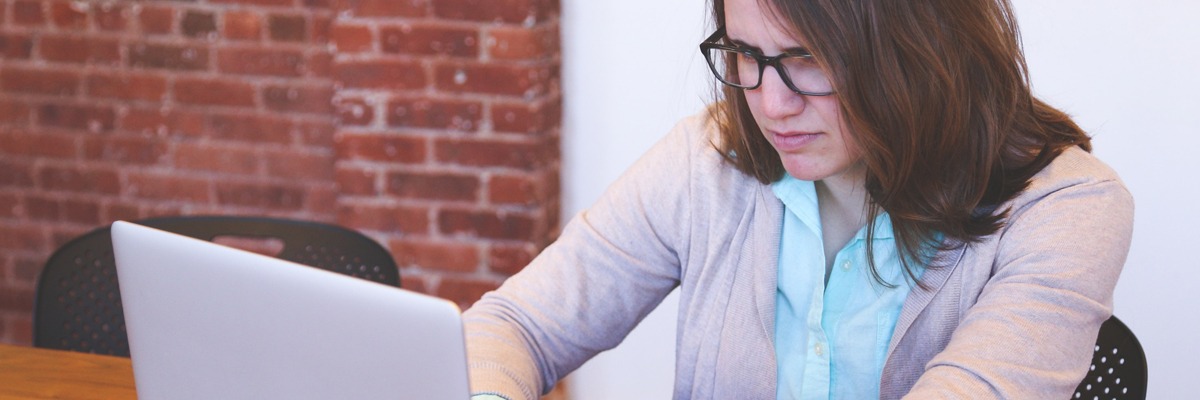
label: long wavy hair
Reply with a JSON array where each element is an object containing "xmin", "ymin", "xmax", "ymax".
[{"xmin": 709, "ymin": 0, "xmax": 1092, "ymax": 286}]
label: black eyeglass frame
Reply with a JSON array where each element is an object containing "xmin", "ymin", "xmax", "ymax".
[{"xmin": 698, "ymin": 27, "xmax": 835, "ymax": 97}]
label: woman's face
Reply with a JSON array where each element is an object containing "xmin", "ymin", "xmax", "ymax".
[{"xmin": 725, "ymin": 0, "xmax": 862, "ymax": 184}]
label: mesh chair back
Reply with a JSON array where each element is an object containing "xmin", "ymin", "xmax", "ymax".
[
  {"xmin": 1073, "ymin": 316, "xmax": 1147, "ymax": 400},
  {"xmin": 33, "ymin": 216, "xmax": 400, "ymax": 357}
]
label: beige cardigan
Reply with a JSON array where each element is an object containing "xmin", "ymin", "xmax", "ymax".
[{"xmin": 462, "ymin": 113, "xmax": 1134, "ymax": 399}]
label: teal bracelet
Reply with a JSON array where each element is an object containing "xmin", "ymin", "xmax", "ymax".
[{"xmin": 471, "ymin": 393, "xmax": 511, "ymax": 400}]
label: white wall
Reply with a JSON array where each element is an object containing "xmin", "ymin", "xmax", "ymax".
[{"xmin": 560, "ymin": 1, "xmax": 1200, "ymax": 398}]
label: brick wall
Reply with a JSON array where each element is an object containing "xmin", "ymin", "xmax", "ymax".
[{"xmin": 0, "ymin": 0, "xmax": 562, "ymax": 351}]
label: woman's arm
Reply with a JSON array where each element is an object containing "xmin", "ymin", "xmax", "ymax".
[
  {"xmin": 461, "ymin": 117, "xmax": 704, "ymax": 400},
  {"xmin": 905, "ymin": 172, "xmax": 1135, "ymax": 398}
]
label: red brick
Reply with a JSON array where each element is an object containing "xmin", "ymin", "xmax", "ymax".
[
  {"xmin": 0, "ymin": 194, "xmax": 18, "ymax": 218},
  {"xmin": 0, "ymin": 34, "xmax": 34, "ymax": 59},
  {"xmin": 263, "ymin": 85, "xmax": 334, "ymax": 115},
  {"xmin": 305, "ymin": 0, "xmax": 333, "ymax": 8},
  {"xmin": 400, "ymin": 275, "xmax": 429, "ymax": 295},
  {"xmin": 334, "ymin": 0, "xmax": 427, "ymax": 17},
  {"xmin": 385, "ymin": 172, "xmax": 479, "ymax": 202},
  {"xmin": 39, "ymin": 35, "xmax": 121, "ymax": 65},
  {"xmin": 336, "ymin": 203, "xmax": 429, "ymax": 234},
  {"xmin": 488, "ymin": 243, "xmax": 537, "ymax": 275},
  {"xmin": 306, "ymin": 51, "xmax": 332, "ymax": 78},
  {"xmin": 7, "ymin": 315, "xmax": 34, "ymax": 345},
  {"xmin": 435, "ymin": 138, "xmax": 548, "ymax": 170},
  {"xmin": 181, "ymin": 10, "xmax": 217, "ymax": 38},
  {"xmin": 38, "ymin": 165, "xmax": 121, "ymax": 194},
  {"xmin": 293, "ymin": 119, "xmax": 335, "ymax": 147},
  {"xmin": 62, "ymin": 199, "xmax": 101, "ymax": 225},
  {"xmin": 0, "ymin": 159, "xmax": 35, "ymax": 188},
  {"xmin": 432, "ymin": 0, "xmax": 551, "ymax": 24},
  {"xmin": 435, "ymin": 63, "xmax": 552, "ymax": 97},
  {"xmin": 37, "ymin": 104, "xmax": 116, "ymax": 133},
  {"xmin": 262, "ymin": 149, "xmax": 335, "ymax": 180},
  {"xmin": 25, "ymin": 194, "xmax": 61, "ymax": 221},
  {"xmin": 269, "ymin": 14, "xmax": 307, "ymax": 42},
  {"xmin": 335, "ymin": 133, "xmax": 425, "ymax": 163},
  {"xmin": 0, "ymin": 101, "xmax": 32, "ymax": 126},
  {"xmin": 217, "ymin": 48, "xmax": 306, "ymax": 77},
  {"xmin": 380, "ymin": 24, "xmax": 478, "ymax": 58},
  {"xmin": 82, "ymin": 135, "xmax": 168, "ymax": 165},
  {"xmin": 334, "ymin": 97, "xmax": 374, "ymax": 126},
  {"xmin": 104, "ymin": 202, "xmax": 142, "ymax": 222},
  {"xmin": 223, "ymin": 10, "xmax": 263, "ymax": 41},
  {"xmin": 210, "ymin": 0, "xmax": 294, "ymax": 6},
  {"xmin": 13, "ymin": 255, "xmax": 43, "ymax": 283},
  {"xmin": 491, "ymin": 100, "xmax": 560, "ymax": 135},
  {"xmin": 434, "ymin": 276, "xmax": 499, "ymax": 310},
  {"xmin": 208, "ymin": 114, "xmax": 294, "ymax": 144},
  {"xmin": 50, "ymin": 1, "xmax": 87, "ymax": 30},
  {"xmin": 0, "ymin": 287, "xmax": 35, "ymax": 318},
  {"xmin": 312, "ymin": 14, "xmax": 331, "ymax": 43},
  {"xmin": 488, "ymin": 174, "xmax": 545, "ymax": 206},
  {"xmin": 119, "ymin": 108, "xmax": 205, "ymax": 137},
  {"xmin": 126, "ymin": 171, "xmax": 211, "ymax": 202},
  {"xmin": 175, "ymin": 142, "xmax": 260, "ymax": 175},
  {"xmin": 129, "ymin": 44, "xmax": 209, "ymax": 71},
  {"xmin": 387, "ymin": 98, "xmax": 481, "ymax": 131},
  {"xmin": 0, "ymin": 131, "xmax": 78, "ymax": 159},
  {"xmin": 215, "ymin": 182, "xmax": 306, "ymax": 210},
  {"xmin": 391, "ymin": 240, "xmax": 479, "ymax": 272},
  {"xmin": 335, "ymin": 166, "xmax": 378, "ymax": 195},
  {"xmin": 174, "ymin": 78, "xmax": 256, "ymax": 107},
  {"xmin": 1, "ymin": 67, "xmax": 80, "ymax": 96},
  {"xmin": 140, "ymin": 203, "xmax": 186, "ymax": 219},
  {"xmin": 305, "ymin": 184, "xmax": 338, "ymax": 214},
  {"xmin": 12, "ymin": 0, "xmax": 45, "ymax": 26},
  {"xmin": 335, "ymin": 61, "xmax": 425, "ymax": 90},
  {"xmin": 138, "ymin": 6, "xmax": 174, "ymax": 35},
  {"xmin": 87, "ymin": 72, "xmax": 167, "ymax": 102},
  {"xmin": 437, "ymin": 209, "xmax": 537, "ymax": 240},
  {"xmin": 94, "ymin": 3, "xmax": 127, "ymax": 31},
  {"xmin": 487, "ymin": 24, "xmax": 559, "ymax": 61},
  {"xmin": 331, "ymin": 24, "xmax": 371, "ymax": 53},
  {"xmin": 49, "ymin": 226, "xmax": 94, "ymax": 250}
]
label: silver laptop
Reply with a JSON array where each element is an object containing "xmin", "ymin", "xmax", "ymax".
[{"xmin": 111, "ymin": 221, "xmax": 470, "ymax": 400}]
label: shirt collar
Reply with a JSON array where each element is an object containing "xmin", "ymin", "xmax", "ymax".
[{"xmin": 771, "ymin": 174, "xmax": 894, "ymax": 241}]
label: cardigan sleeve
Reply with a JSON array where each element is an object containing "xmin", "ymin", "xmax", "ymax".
[
  {"xmin": 461, "ymin": 116, "xmax": 706, "ymax": 399},
  {"xmin": 903, "ymin": 164, "xmax": 1135, "ymax": 399}
]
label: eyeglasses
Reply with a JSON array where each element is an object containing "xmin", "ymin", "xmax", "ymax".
[{"xmin": 699, "ymin": 27, "xmax": 835, "ymax": 96}]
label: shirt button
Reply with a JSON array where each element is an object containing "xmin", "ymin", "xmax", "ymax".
[
  {"xmin": 841, "ymin": 260, "xmax": 852, "ymax": 271},
  {"xmin": 814, "ymin": 342, "xmax": 825, "ymax": 357}
]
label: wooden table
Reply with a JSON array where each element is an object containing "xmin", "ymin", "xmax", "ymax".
[{"xmin": 0, "ymin": 344, "xmax": 136, "ymax": 399}]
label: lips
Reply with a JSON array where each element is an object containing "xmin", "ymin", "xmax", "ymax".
[{"xmin": 768, "ymin": 130, "xmax": 821, "ymax": 151}]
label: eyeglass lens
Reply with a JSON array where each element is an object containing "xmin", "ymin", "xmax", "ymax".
[{"xmin": 703, "ymin": 47, "xmax": 833, "ymax": 95}]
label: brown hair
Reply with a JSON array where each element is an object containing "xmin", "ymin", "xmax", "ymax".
[{"xmin": 709, "ymin": 0, "xmax": 1091, "ymax": 285}]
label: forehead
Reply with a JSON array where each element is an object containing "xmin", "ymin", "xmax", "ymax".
[{"xmin": 723, "ymin": 0, "xmax": 809, "ymax": 51}]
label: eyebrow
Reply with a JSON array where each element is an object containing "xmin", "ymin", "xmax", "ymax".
[{"xmin": 727, "ymin": 37, "xmax": 812, "ymax": 56}]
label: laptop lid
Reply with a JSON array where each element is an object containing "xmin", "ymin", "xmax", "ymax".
[{"xmin": 111, "ymin": 221, "xmax": 470, "ymax": 400}]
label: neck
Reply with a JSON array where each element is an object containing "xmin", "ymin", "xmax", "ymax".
[
  {"xmin": 814, "ymin": 163, "xmax": 869, "ymax": 284},
  {"xmin": 815, "ymin": 163, "xmax": 869, "ymax": 226}
]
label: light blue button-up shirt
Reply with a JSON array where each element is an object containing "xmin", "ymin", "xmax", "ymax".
[{"xmin": 772, "ymin": 175, "xmax": 921, "ymax": 400}]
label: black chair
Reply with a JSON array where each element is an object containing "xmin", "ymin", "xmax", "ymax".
[
  {"xmin": 33, "ymin": 215, "xmax": 400, "ymax": 357},
  {"xmin": 1072, "ymin": 316, "xmax": 1147, "ymax": 400}
]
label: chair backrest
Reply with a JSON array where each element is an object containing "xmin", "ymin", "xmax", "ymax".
[
  {"xmin": 1073, "ymin": 316, "xmax": 1147, "ymax": 400},
  {"xmin": 33, "ymin": 216, "xmax": 400, "ymax": 357}
]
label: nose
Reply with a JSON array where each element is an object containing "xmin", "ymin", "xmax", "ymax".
[{"xmin": 754, "ymin": 66, "xmax": 806, "ymax": 120}]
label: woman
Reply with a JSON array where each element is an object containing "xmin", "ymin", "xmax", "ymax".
[{"xmin": 464, "ymin": 0, "xmax": 1134, "ymax": 398}]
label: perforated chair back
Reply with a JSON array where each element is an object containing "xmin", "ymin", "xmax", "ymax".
[
  {"xmin": 1072, "ymin": 316, "xmax": 1147, "ymax": 400},
  {"xmin": 33, "ymin": 216, "xmax": 400, "ymax": 357}
]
